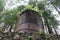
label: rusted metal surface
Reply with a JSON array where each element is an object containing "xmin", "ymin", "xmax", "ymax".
[
  {"xmin": 16, "ymin": 23, "xmax": 42, "ymax": 33},
  {"xmin": 16, "ymin": 10, "xmax": 42, "ymax": 33}
]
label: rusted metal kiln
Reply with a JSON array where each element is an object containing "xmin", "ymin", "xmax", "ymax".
[{"xmin": 16, "ymin": 10, "xmax": 43, "ymax": 33}]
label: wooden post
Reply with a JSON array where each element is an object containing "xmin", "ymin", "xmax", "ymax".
[{"xmin": 16, "ymin": 10, "xmax": 43, "ymax": 33}]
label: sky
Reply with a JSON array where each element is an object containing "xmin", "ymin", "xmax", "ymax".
[
  {"xmin": 5, "ymin": 0, "xmax": 29, "ymax": 9},
  {"xmin": 4, "ymin": 0, "xmax": 60, "ymax": 34}
]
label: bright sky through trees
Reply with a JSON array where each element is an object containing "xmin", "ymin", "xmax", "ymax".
[{"xmin": 5, "ymin": 0, "xmax": 29, "ymax": 9}]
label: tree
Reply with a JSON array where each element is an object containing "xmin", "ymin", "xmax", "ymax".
[
  {"xmin": 0, "ymin": 0, "xmax": 4, "ymax": 12},
  {"xmin": 3, "ymin": 8, "xmax": 19, "ymax": 32},
  {"xmin": 46, "ymin": 0, "xmax": 60, "ymax": 14},
  {"xmin": 28, "ymin": 0, "xmax": 59, "ymax": 34}
]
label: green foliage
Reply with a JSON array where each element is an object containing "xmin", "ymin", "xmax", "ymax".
[
  {"xmin": 38, "ymin": 2, "xmax": 45, "ymax": 10},
  {"xmin": 0, "ymin": 0, "xmax": 4, "ymax": 12},
  {"xmin": 25, "ymin": 5, "xmax": 32, "ymax": 10},
  {"xmin": 3, "ymin": 8, "xmax": 19, "ymax": 26},
  {"xmin": 50, "ymin": 0, "xmax": 60, "ymax": 14},
  {"xmin": 43, "ymin": 10, "xmax": 58, "ymax": 27},
  {"xmin": 18, "ymin": 5, "xmax": 25, "ymax": 11},
  {"xmin": 29, "ymin": 0, "xmax": 36, "ymax": 8},
  {"xmin": 51, "ymin": 0, "xmax": 60, "ymax": 5}
]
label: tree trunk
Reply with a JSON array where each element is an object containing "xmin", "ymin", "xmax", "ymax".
[
  {"xmin": 9, "ymin": 25, "xmax": 12, "ymax": 32},
  {"xmin": 53, "ymin": 5, "xmax": 60, "ymax": 14},
  {"xmin": 53, "ymin": 27, "xmax": 58, "ymax": 34},
  {"xmin": 43, "ymin": 16, "xmax": 53, "ymax": 34}
]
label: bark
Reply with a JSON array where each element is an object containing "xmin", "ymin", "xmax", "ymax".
[
  {"xmin": 53, "ymin": 5, "xmax": 60, "ymax": 14},
  {"xmin": 53, "ymin": 27, "xmax": 58, "ymax": 34},
  {"xmin": 9, "ymin": 25, "xmax": 12, "ymax": 32},
  {"xmin": 43, "ymin": 16, "xmax": 53, "ymax": 34}
]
